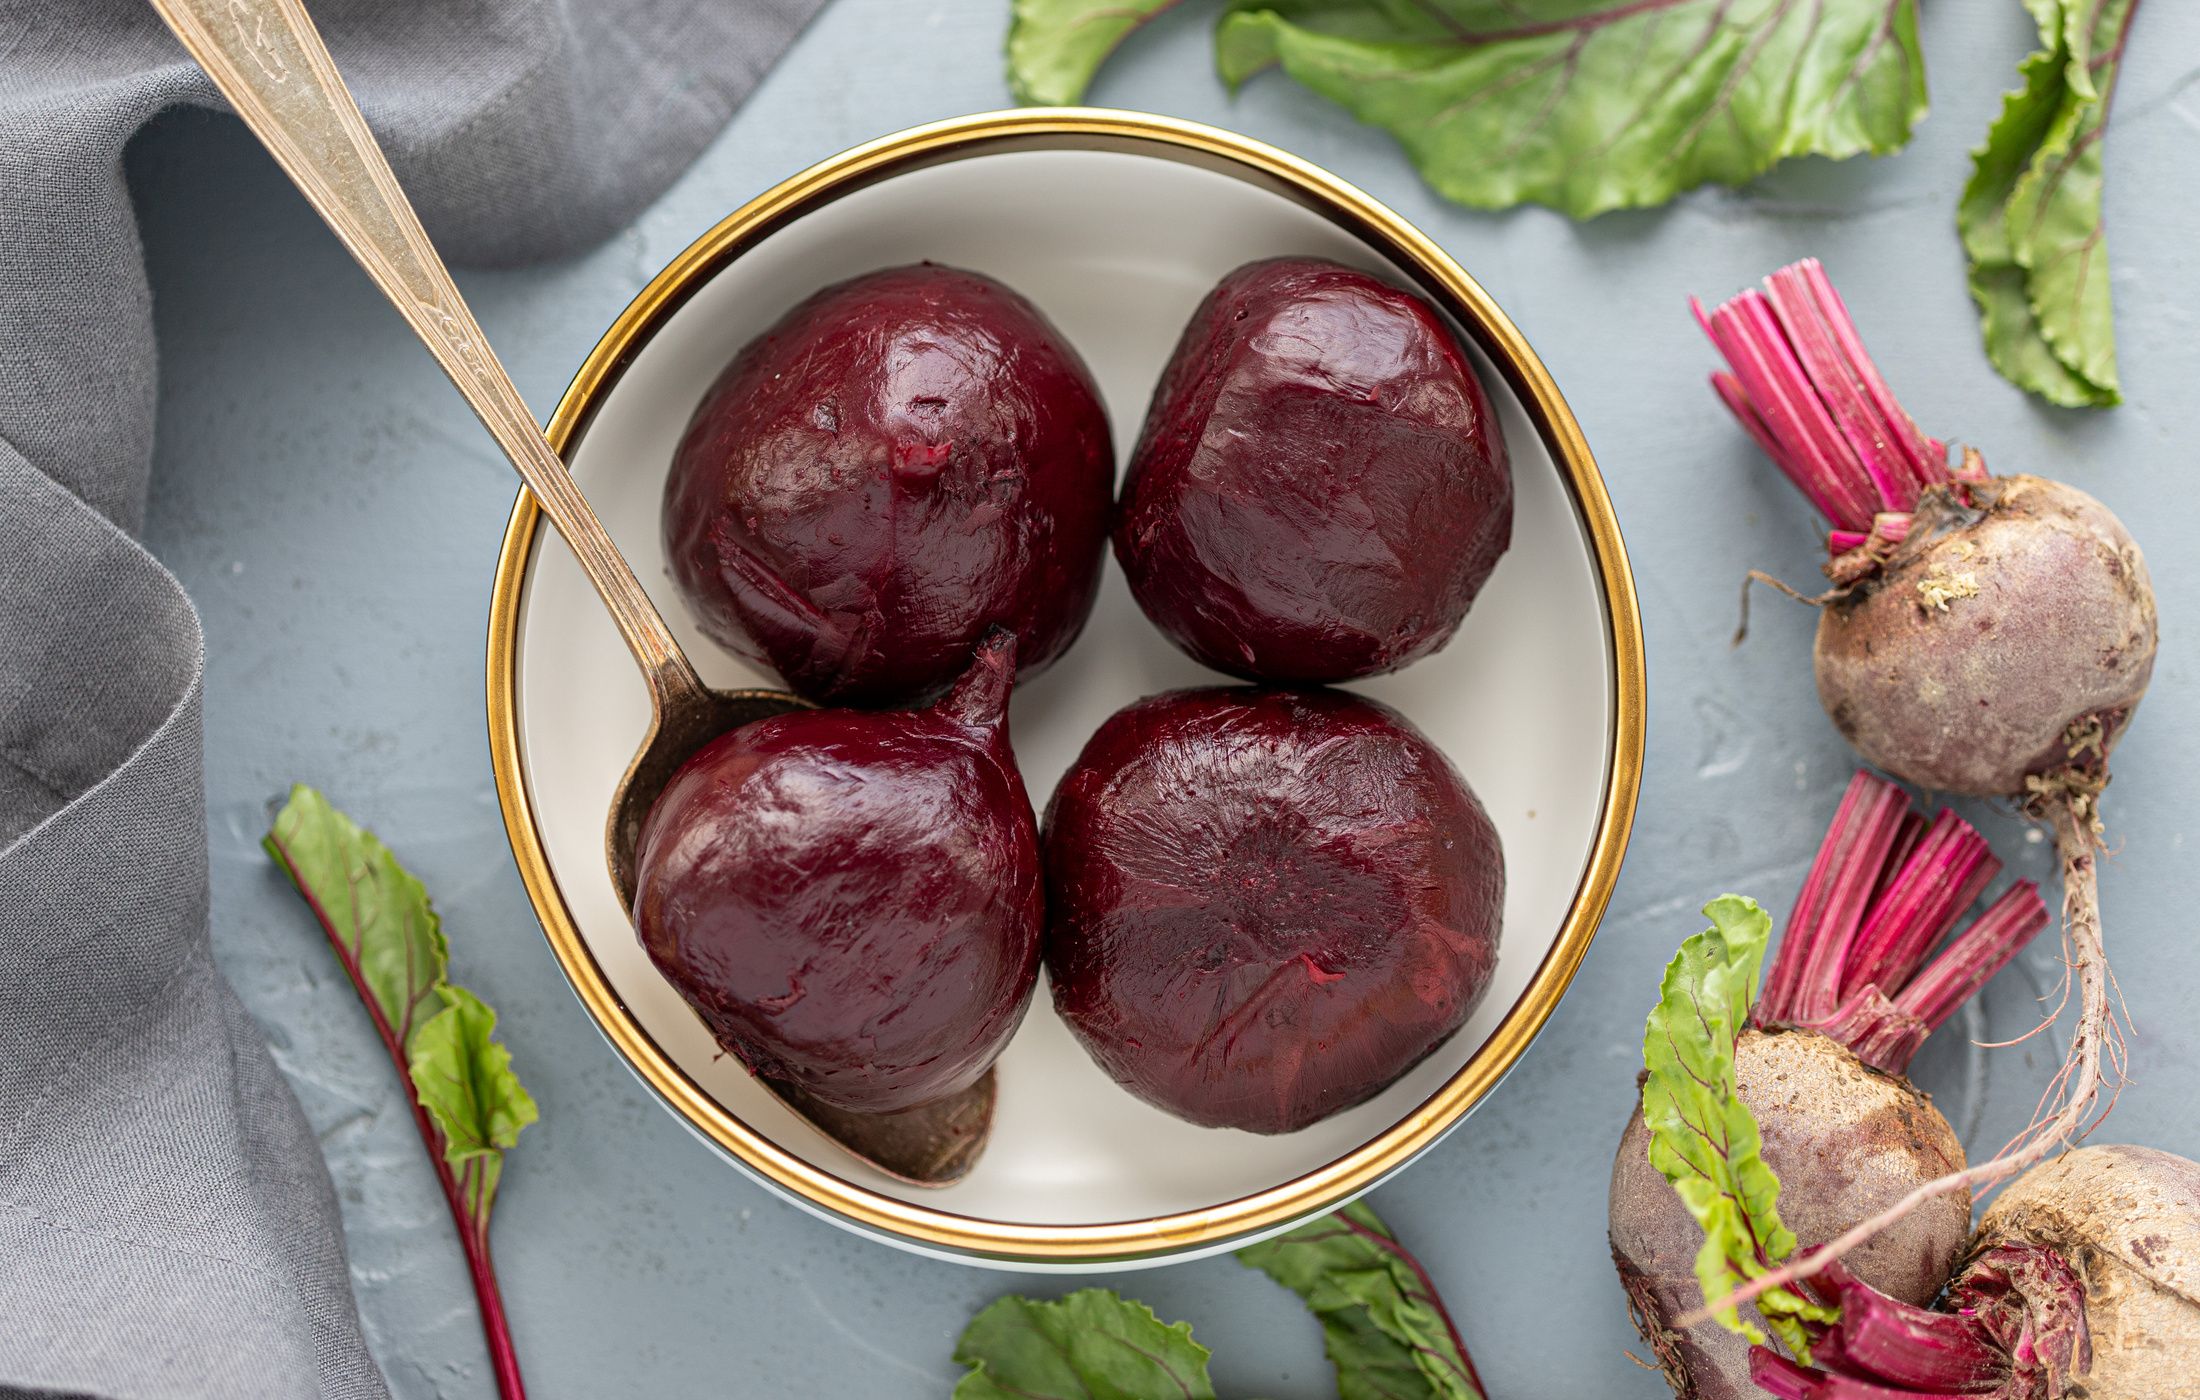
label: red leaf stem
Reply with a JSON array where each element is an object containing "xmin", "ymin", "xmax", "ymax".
[{"xmin": 267, "ymin": 832, "xmax": 527, "ymax": 1400}]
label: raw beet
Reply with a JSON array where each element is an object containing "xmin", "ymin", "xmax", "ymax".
[
  {"xmin": 1815, "ymin": 474, "xmax": 2156, "ymax": 798},
  {"xmin": 1610, "ymin": 772, "xmax": 2050, "ymax": 1400},
  {"xmin": 1749, "ymin": 1146, "xmax": 2200, "ymax": 1398},
  {"xmin": 663, "ymin": 263, "xmax": 1113, "ymax": 707},
  {"xmin": 632, "ymin": 632, "xmax": 1042, "ymax": 1114},
  {"xmin": 1041, "ymin": 686, "xmax": 1503, "ymax": 1134},
  {"xmin": 1114, "ymin": 257, "xmax": 1512, "ymax": 683},
  {"xmin": 1610, "ymin": 1029, "xmax": 1972, "ymax": 1400},
  {"xmin": 1699, "ymin": 263, "xmax": 2159, "ymax": 1312},
  {"xmin": 1965, "ymin": 1145, "xmax": 2200, "ymax": 1397}
]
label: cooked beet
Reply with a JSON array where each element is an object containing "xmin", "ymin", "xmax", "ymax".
[
  {"xmin": 633, "ymin": 632, "xmax": 1042, "ymax": 1114},
  {"xmin": 1041, "ymin": 686, "xmax": 1503, "ymax": 1134},
  {"xmin": 1114, "ymin": 257, "xmax": 1512, "ymax": 682},
  {"xmin": 663, "ymin": 263, "xmax": 1113, "ymax": 707}
]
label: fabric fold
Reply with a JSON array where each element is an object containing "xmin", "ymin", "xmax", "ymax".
[{"xmin": 0, "ymin": 0, "xmax": 825, "ymax": 1392}]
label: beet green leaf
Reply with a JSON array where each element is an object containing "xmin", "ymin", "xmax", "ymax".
[
  {"xmin": 1007, "ymin": 0, "xmax": 1187, "ymax": 105},
  {"xmin": 1006, "ymin": 0, "xmax": 1927, "ymax": 218},
  {"xmin": 1238, "ymin": 1200, "xmax": 1485, "ymax": 1400},
  {"xmin": 952, "ymin": 1289, "xmax": 1216, "ymax": 1399},
  {"xmin": 1961, "ymin": 0, "xmax": 2138, "ymax": 407},
  {"xmin": 264, "ymin": 785, "xmax": 538, "ymax": 1229},
  {"xmin": 1642, "ymin": 895, "xmax": 1833, "ymax": 1356}
]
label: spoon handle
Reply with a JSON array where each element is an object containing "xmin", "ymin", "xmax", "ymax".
[{"xmin": 149, "ymin": 0, "xmax": 710, "ymax": 712}]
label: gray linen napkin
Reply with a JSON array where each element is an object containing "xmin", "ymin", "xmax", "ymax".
[{"xmin": 0, "ymin": 1, "xmax": 822, "ymax": 1394}]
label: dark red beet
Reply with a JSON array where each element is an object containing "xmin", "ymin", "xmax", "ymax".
[
  {"xmin": 663, "ymin": 263, "xmax": 1114, "ymax": 706},
  {"xmin": 633, "ymin": 632, "xmax": 1042, "ymax": 1114},
  {"xmin": 1042, "ymin": 687, "xmax": 1503, "ymax": 1134},
  {"xmin": 1115, "ymin": 257, "xmax": 1512, "ymax": 682}
]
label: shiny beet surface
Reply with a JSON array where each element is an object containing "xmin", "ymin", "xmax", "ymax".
[
  {"xmin": 664, "ymin": 263, "xmax": 1114, "ymax": 707},
  {"xmin": 633, "ymin": 632, "xmax": 1043, "ymax": 1114},
  {"xmin": 1116, "ymin": 257, "xmax": 1513, "ymax": 682},
  {"xmin": 1042, "ymin": 687, "xmax": 1504, "ymax": 1134}
]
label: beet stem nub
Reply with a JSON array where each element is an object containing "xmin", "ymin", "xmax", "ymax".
[
  {"xmin": 1866, "ymin": 810, "xmax": 1927, "ymax": 912},
  {"xmin": 1828, "ymin": 1275, "xmax": 2007, "ymax": 1388},
  {"xmin": 1759, "ymin": 773, "xmax": 2049, "ymax": 1075},
  {"xmin": 1764, "ymin": 265, "xmax": 1913, "ymax": 515},
  {"xmin": 1840, "ymin": 811, "xmax": 1999, "ymax": 1003},
  {"xmin": 1699, "ymin": 292, "xmax": 1870, "ymax": 527}
]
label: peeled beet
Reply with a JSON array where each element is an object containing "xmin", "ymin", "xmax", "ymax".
[
  {"xmin": 1114, "ymin": 257, "xmax": 1512, "ymax": 682},
  {"xmin": 633, "ymin": 632, "xmax": 1042, "ymax": 1114},
  {"xmin": 663, "ymin": 263, "xmax": 1113, "ymax": 706},
  {"xmin": 1042, "ymin": 686, "xmax": 1503, "ymax": 1134}
]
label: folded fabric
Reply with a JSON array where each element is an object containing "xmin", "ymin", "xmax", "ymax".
[{"xmin": 0, "ymin": 0, "xmax": 822, "ymax": 1393}]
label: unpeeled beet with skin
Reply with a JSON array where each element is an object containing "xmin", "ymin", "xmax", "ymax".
[
  {"xmin": 633, "ymin": 632, "xmax": 1042, "ymax": 1114},
  {"xmin": 1115, "ymin": 257, "xmax": 1512, "ymax": 683},
  {"xmin": 1042, "ymin": 687, "xmax": 1503, "ymax": 1134},
  {"xmin": 1815, "ymin": 474, "xmax": 2157, "ymax": 797},
  {"xmin": 664, "ymin": 263, "xmax": 1113, "ymax": 707},
  {"xmin": 1609, "ymin": 1028, "xmax": 1972, "ymax": 1400},
  {"xmin": 1964, "ymin": 1145, "xmax": 2200, "ymax": 1397}
]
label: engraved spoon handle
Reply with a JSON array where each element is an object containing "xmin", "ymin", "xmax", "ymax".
[{"xmin": 148, "ymin": 0, "xmax": 710, "ymax": 711}]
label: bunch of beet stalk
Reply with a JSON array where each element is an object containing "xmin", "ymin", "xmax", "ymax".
[
  {"xmin": 1687, "ymin": 261, "xmax": 2155, "ymax": 1320},
  {"xmin": 1759, "ymin": 772, "xmax": 2047, "ymax": 1080},
  {"xmin": 1751, "ymin": 777, "xmax": 2096, "ymax": 1398}
]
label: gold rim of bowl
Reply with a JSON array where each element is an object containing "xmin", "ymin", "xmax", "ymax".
[{"xmin": 485, "ymin": 107, "xmax": 1647, "ymax": 1263}]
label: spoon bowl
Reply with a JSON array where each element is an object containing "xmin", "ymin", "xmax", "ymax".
[{"xmin": 603, "ymin": 682, "xmax": 796, "ymax": 910}]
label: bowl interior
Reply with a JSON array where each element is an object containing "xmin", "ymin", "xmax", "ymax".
[{"xmin": 511, "ymin": 145, "xmax": 1615, "ymax": 1236}]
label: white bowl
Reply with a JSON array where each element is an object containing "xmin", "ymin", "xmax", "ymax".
[{"xmin": 488, "ymin": 109, "xmax": 1644, "ymax": 1270}]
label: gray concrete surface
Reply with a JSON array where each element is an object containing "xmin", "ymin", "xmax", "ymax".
[{"xmin": 129, "ymin": 1, "xmax": 2199, "ymax": 1394}]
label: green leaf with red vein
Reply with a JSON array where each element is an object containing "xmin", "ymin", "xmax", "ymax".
[
  {"xmin": 265, "ymin": 786, "xmax": 539, "ymax": 1396},
  {"xmin": 1238, "ymin": 1200, "xmax": 1486, "ymax": 1400},
  {"xmin": 1004, "ymin": 1, "xmax": 1927, "ymax": 218},
  {"xmin": 1642, "ymin": 895, "xmax": 1834, "ymax": 1356},
  {"xmin": 1961, "ymin": 0, "xmax": 2137, "ymax": 408},
  {"xmin": 1205, "ymin": 0, "xmax": 1927, "ymax": 218},
  {"xmin": 264, "ymin": 785, "xmax": 538, "ymax": 1224}
]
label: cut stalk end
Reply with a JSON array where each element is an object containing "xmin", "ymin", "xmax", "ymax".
[{"xmin": 1697, "ymin": 259, "xmax": 1955, "ymax": 570}]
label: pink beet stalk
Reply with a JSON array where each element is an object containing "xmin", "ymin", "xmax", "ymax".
[
  {"xmin": 1755, "ymin": 771, "xmax": 2049, "ymax": 1077},
  {"xmin": 1840, "ymin": 812, "xmax": 1999, "ymax": 1003},
  {"xmin": 1760, "ymin": 772, "xmax": 1909, "ymax": 1024},
  {"xmin": 1696, "ymin": 259, "xmax": 1952, "ymax": 557},
  {"xmin": 1896, "ymin": 888, "xmax": 2052, "ymax": 1034}
]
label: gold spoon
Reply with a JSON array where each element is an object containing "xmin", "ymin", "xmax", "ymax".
[{"xmin": 150, "ymin": 0, "xmax": 994, "ymax": 1186}]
